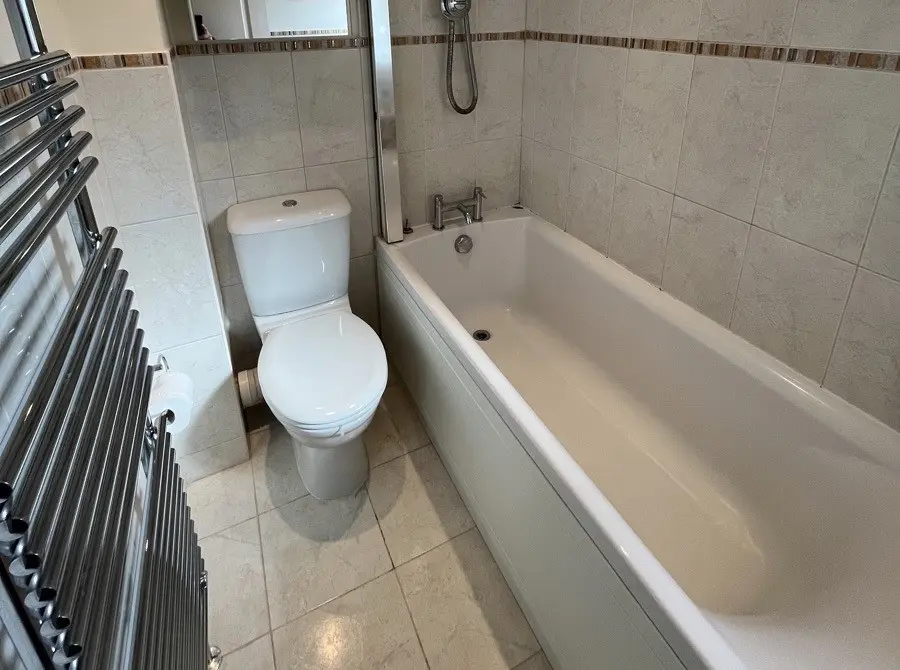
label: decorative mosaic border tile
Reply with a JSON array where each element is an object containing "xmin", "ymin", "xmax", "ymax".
[
  {"xmin": 528, "ymin": 30, "xmax": 900, "ymax": 72},
  {"xmin": 174, "ymin": 36, "xmax": 370, "ymax": 56},
  {"xmin": 174, "ymin": 31, "xmax": 527, "ymax": 55},
  {"xmin": 76, "ymin": 53, "xmax": 169, "ymax": 69},
  {"xmin": 391, "ymin": 30, "xmax": 526, "ymax": 46}
]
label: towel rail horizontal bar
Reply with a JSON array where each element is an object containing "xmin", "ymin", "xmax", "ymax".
[
  {"xmin": 0, "ymin": 50, "xmax": 69, "ymax": 89},
  {"xmin": 7, "ymin": 269, "xmax": 128, "ymax": 564},
  {"xmin": 0, "ymin": 129, "xmax": 90, "ymax": 248},
  {"xmin": 0, "ymin": 105, "xmax": 83, "ymax": 191},
  {"xmin": 0, "ymin": 78, "xmax": 77, "ymax": 138},
  {"xmin": 0, "ymin": 156, "xmax": 97, "ymax": 298},
  {"xmin": 0, "ymin": 229, "xmax": 116, "ymax": 509},
  {"xmin": 46, "ymin": 303, "xmax": 138, "ymax": 641}
]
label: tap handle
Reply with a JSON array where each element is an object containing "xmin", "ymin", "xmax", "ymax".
[{"xmin": 472, "ymin": 187, "xmax": 485, "ymax": 222}]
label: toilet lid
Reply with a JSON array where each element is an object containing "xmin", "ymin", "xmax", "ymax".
[{"xmin": 257, "ymin": 312, "xmax": 387, "ymax": 429}]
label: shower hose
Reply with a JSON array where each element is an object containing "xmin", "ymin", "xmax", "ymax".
[{"xmin": 446, "ymin": 14, "xmax": 479, "ymax": 114}]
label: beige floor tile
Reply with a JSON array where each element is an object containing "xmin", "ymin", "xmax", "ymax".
[
  {"xmin": 367, "ymin": 446, "xmax": 474, "ymax": 565},
  {"xmin": 362, "ymin": 404, "xmax": 409, "ymax": 468},
  {"xmin": 187, "ymin": 461, "xmax": 256, "ymax": 539},
  {"xmin": 250, "ymin": 424, "xmax": 309, "ymax": 513},
  {"xmin": 258, "ymin": 490, "xmax": 392, "ymax": 628},
  {"xmin": 221, "ymin": 635, "xmax": 275, "ymax": 670},
  {"xmin": 271, "ymin": 572, "xmax": 428, "ymax": 670},
  {"xmin": 396, "ymin": 528, "xmax": 539, "ymax": 670},
  {"xmin": 514, "ymin": 651, "xmax": 553, "ymax": 670},
  {"xmin": 200, "ymin": 518, "xmax": 270, "ymax": 655},
  {"xmin": 382, "ymin": 385, "xmax": 431, "ymax": 450}
]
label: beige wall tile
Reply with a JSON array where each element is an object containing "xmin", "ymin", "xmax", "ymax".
[
  {"xmin": 350, "ymin": 253, "xmax": 379, "ymax": 331},
  {"xmin": 531, "ymin": 142, "xmax": 570, "ymax": 227},
  {"xmin": 476, "ymin": 137, "xmax": 522, "ymax": 208},
  {"xmin": 677, "ymin": 57, "xmax": 782, "ymax": 222},
  {"xmin": 390, "ymin": 0, "xmax": 422, "ymax": 36},
  {"xmin": 753, "ymin": 65, "xmax": 900, "ymax": 261},
  {"xmin": 520, "ymin": 138, "xmax": 535, "ymax": 208},
  {"xmin": 793, "ymin": 0, "xmax": 899, "ymax": 51},
  {"xmin": 477, "ymin": 0, "xmax": 527, "ymax": 32},
  {"xmin": 825, "ymin": 269, "xmax": 900, "ymax": 431},
  {"xmin": 476, "ymin": 41, "xmax": 525, "ymax": 142},
  {"xmin": 618, "ymin": 50, "xmax": 693, "ymax": 192},
  {"xmin": 221, "ymin": 282, "xmax": 261, "ymax": 370},
  {"xmin": 521, "ymin": 40, "xmax": 538, "ymax": 140},
  {"xmin": 82, "ymin": 67, "xmax": 196, "ymax": 225},
  {"xmin": 393, "ymin": 46, "xmax": 427, "ymax": 153},
  {"xmin": 216, "ymin": 53, "xmax": 304, "ymax": 176},
  {"xmin": 580, "ymin": 0, "xmax": 634, "ymax": 35},
  {"xmin": 731, "ymin": 227, "xmax": 855, "ymax": 381},
  {"xmin": 566, "ymin": 157, "xmax": 616, "ymax": 254},
  {"xmin": 160, "ymin": 335, "xmax": 247, "ymax": 455},
  {"xmin": 632, "ymin": 0, "xmax": 703, "ymax": 39},
  {"xmin": 176, "ymin": 55, "xmax": 232, "ymax": 181},
  {"xmin": 537, "ymin": 0, "xmax": 582, "ymax": 32},
  {"xmin": 609, "ymin": 174, "xmax": 674, "ymax": 285},
  {"xmin": 699, "ymin": 0, "xmax": 797, "ymax": 44},
  {"xmin": 117, "ymin": 214, "xmax": 221, "ymax": 352},
  {"xmin": 234, "ymin": 168, "xmax": 308, "ymax": 203},
  {"xmin": 861, "ymin": 135, "xmax": 900, "ymax": 282},
  {"xmin": 399, "ymin": 151, "xmax": 428, "ymax": 226},
  {"xmin": 199, "ymin": 178, "xmax": 241, "ymax": 287},
  {"xmin": 662, "ymin": 198, "xmax": 750, "ymax": 325},
  {"xmin": 534, "ymin": 42, "xmax": 577, "ymax": 153},
  {"xmin": 571, "ymin": 44, "xmax": 627, "ymax": 170},
  {"xmin": 294, "ymin": 49, "xmax": 368, "ymax": 166}
]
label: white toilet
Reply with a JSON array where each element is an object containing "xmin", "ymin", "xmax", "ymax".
[{"xmin": 226, "ymin": 189, "xmax": 387, "ymax": 500}]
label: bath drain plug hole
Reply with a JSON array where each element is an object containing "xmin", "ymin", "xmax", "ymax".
[{"xmin": 473, "ymin": 329, "xmax": 491, "ymax": 342}]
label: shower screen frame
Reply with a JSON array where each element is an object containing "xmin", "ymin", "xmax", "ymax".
[{"xmin": 367, "ymin": 0, "xmax": 405, "ymax": 243}]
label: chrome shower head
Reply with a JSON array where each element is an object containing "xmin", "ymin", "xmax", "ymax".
[{"xmin": 440, "ymin": 0, "xmax": 471, "ymax": 20}]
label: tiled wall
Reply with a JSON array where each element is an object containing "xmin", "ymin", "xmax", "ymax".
[
  {"xmin": 389, "ymin": 0, "xmax": 525, "ymax": 225},
  {"xmin": 75, "ymin": 63, "xmax": 249, "ymax": 482},
  {"xmin": 173, "ymin": 47, "xmax": 380, "ymax": 371},
  {"xmin": 521, "ymin": 0, "xmax": 900, "ymax": 431}
]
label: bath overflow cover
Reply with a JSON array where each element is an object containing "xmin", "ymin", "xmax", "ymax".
[
  {"xmin": 472, "ymin": 329, "xmax": 491, "ymax": 342},
  {"xmin": 282, "ymin": 199, "xmax": 298, "ymax": 207}
]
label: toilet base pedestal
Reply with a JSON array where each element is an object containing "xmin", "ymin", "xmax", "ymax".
[{"xmin": 293, "ymin": 436, "xmax": 369, "ymax": 500}]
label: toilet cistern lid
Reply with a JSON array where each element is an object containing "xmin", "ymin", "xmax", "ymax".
[
  {"xmin": 226, "ymin": 188, "xmax": 352, "ymax": 236},
  {"xmin": 257, "ymin": 312, "xmax": 387, "ymax": 428}
]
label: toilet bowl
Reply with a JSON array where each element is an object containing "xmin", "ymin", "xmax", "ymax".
[
  {"xmin": 256, "ymin": 309, "xmax": 387, "ymax": 499},
  {"xmin": 227, "ymin": 189, "xmax": 387, "ymax": 499}
]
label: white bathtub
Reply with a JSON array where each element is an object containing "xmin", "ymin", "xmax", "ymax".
[{"xmin": 376, "ymin": 207, "xmax": 900, "ymax": 670}]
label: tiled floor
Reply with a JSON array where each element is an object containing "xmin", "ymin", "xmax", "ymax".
[{"xmin": 187, "ymin": 379, "xmax": 550, "ymax": 670}]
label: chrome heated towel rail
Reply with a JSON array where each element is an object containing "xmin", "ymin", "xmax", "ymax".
[{"xmin": 0, "ymin": 49, "xmax": 211, "ymax": 669}]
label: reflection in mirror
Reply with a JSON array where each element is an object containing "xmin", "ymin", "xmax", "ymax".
[{"xmin": 182, "ymin": 0, "xmax": 351, "ymax": 41}]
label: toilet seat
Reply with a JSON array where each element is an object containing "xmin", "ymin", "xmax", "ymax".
[{"xmin": 257, "ymin": 311, "xmax": 387, "ymax": 433}]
